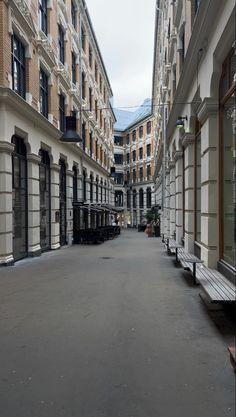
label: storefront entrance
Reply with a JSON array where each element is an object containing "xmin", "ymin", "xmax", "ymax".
[
  {"xmin": 39, "ymin": 150, "xmax": 51, "ymax": 251},
  {"xmin": 59, "ymin": 159, "xmax": 67, "ymax": 246}
]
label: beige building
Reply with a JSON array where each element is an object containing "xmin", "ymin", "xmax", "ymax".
[
  {"xmin": 113, "ymin": 100, "xmax": 156, "ymax": 227},
  {"xmin": 0, "ymin": 0, "xmax": 116, "ymax": 264},
  {"xmin": 152, "ymin": 0, "xmax": 235, "ymax": 282}
]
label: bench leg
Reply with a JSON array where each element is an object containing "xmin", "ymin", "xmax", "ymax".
[{"xmin": 193, "ymin": 263, "xmax": 198, "ymax": 285}]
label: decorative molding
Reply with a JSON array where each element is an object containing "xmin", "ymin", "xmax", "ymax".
[
  {"xmin": 37, "ymin": 31, "xmax": 57, "ymax": 70},
  {"xmin": 0, "ymin": 141, "xmax": 15, "ymax": 154},
  {"xmin": 9, "ymin": 0, "xmax": 37, "ymax": 39},
  {"xmin": 174, "ymin": 150, "xmax": 183, "ymax": 161},
  {"xmin": 197, "ymin": 98, "xmax": 219, "ymax": 124},
  {"xmin": 182, "ymin": 133, "xmax": 195, "ymax": 148},
  {"xmin": 27, "ymin": 153, "xmax": 41, "ymax": 164}
]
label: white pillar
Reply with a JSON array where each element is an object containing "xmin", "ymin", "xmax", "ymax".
[
  {"xmin": 198, "ymin": 99, "xmax": 219, "ymax": 267},
  {"xmin": 174, "ymin": 151, "xmax": 183, "ymax": 243},
  {"xmin": 182, "ymin": 133, "xmax": 195, "ymax": 253},
  {"xmin": 0, "ymin": 141, "xmax": 14, "ymax": 265},
  {"xmin": 169, "ymin": 161, "xmax": 176, "ymax": 238},
  {"xmin": 66, "ymin": 170, "xmax": 73, "ymax": 245},
  {"xmin": 27, "ymin": 154, "xmax": 41, "ymax": 256},
  {"xmin": 50, "ymin": 163, "xmax": 60, "ymax": 250}
]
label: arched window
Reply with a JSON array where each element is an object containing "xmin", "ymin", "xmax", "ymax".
[
  {"xmin": 139, "ymin": 188, "xmax": 144, "ymax": 208},
  {"xmin": 12, "ymin": 135, "xmax": 27, "ymax": 260},
  {"xmin": 90, "ymin": 174, "xmax": 93, "ymax": 202},
  {"xmin": 219, "ymin": 49, "xmax": 236, "ymax": 269},
  {"xmin": 83, "ymin": 170, "xmax": 87, "ymax": 202},
  {"xmin": 133, "ymin": 189, "xmax": 137, "ymax": 208},
  {"xmin": 146, "ymin": 187, "xmax": 152, "ymax": 208},
  {"xmin": 72, "ymin": 166, "xmax": 78, "ymax": 202}
]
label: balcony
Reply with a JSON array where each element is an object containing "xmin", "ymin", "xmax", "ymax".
[{"xmin": 57, "ymin": 62, "xmax": 71, "ymax": 89}]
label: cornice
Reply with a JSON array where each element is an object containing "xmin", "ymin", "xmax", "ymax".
[
  {"xmin": 182, "ymin": 133, "xmax": 195, "ymax": 148},
  {"xmin": 27, "ymin": 153, "xmax": 41, "ymax": 164},
  {"xmin": 174, "ymin": 150, "xmax": 183, "ymax": 161},
  {"xmin": 0, "ymin": 141, "xmax": 15, "ymax": 154},
  {"xmin": 197, "ymin": 98, "xmax": 219, "ymax": 124}
]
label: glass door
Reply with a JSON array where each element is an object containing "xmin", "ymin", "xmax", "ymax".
[
  {"xmin": 39, "ymin": 150, "xmax": 51, "ymax": 251},
  {"xmin": 59, "ymin": 159, "xmax": 67, "ymax": 246}
]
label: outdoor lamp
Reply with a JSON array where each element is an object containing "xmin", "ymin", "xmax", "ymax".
[
  {"xmin": 176, "ymin": 116, "xmax": 188, "ymax": 128},
  {"xmin": 60, "ymin": 113, "xmax": 83, "ymax": 143}
]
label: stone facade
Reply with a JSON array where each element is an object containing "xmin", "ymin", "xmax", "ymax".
[
  {"xmin": 152, "ymin": 0, "xmax": 236, "ymax": 281},
  {"xmin": 0, "ymin": 0, "xmax": 116, "ymax": 265}
]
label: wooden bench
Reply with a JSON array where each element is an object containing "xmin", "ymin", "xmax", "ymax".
[
  {"xmin": 228, "ymin": 347, "xmax": 236, "ymax": 372},
  {"xmin": 196, "ymin": 267, "xmax": 236, "ymax": 303}
]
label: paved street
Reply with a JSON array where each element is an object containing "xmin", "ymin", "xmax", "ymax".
[{"xmin": 0, "ymin": 230, "xmax": 235, "ymax": 417}]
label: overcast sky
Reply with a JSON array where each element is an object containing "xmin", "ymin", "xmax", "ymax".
[{"xmin": 85, "ymin": 0, "xmax": 156, "ymax": 110}]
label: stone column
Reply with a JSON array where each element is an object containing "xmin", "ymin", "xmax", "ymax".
[
  {"xmin": 27, "ymin": 154, "xmax": 41, "ymax": 257},
  {"xmin": 198, "ymin": 98, "xmax": 219, "ymax": 268},
  {"xmin": 0, "ymin": 141, "xmax": 15, "ymax": 265},
  {"xmin": 66, "ymin": 170, "xmax": 73, "ymax": 245},
  {"xmin": 174, "ymin": 150, "xmax": 183, "ymax": 243},
  {"xmin": 182, "ymin": 133, "xmax": 195, "ymax": 253},
  {"xmin": 136, "ymin": 190, "xmax": 140, "ymax": 225},
  {"xmin": 164, "ymin": 168, "xmax": 170, "ymax": 238},
  {"xmin": 169, "ymin": 161, "xmax": 176, "ymax": 238},
  {"xmin": 50, "ymin": 163, "xmax": 60, "ymax": 250}
]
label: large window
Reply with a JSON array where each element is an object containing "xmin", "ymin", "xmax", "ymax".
[
  {"xmin": 147, "ymin": 187, "xmax": 152, "ymax": 208},
  {"xmin": 81, "ymin": 25, "xmax": 86, "ymax": 51},
  {"xmin": 220, "ymin": 49, "xmax": 236, "ymax": 269},
  {"xmin": 114, "ymin": 136, "xmax": 123, "ymax": 146},
  {"xmin": 147, "ymin": 121, "xmax": 151, "ymax": 134},
  {"xmin": 72, "ymin": 52, "xmax": 76, "ymax": 84},
  {"xmin": 139, "ymin": 147, "xmax": 143, "ymax": 160},
  {"xmin": 71, "ymin": 0, "xmax": 77, "ymax": 29},
  {"xmin": 82, "ymin": 72, "xmax": 86, "ymax": 100},
  {"xmin": 59, "ymin": 94, "xmax": 65, "ymax": 132},
  {"xmin": 147, "ymin": 165, "xmax": 151, "ymax": 179},
  {"xmin": 146, "ymin": 144, "xmax": 151, "ymax": 157},
  {"xmin": 39, "ymin": 69, "xmax": 48, "ymax": 118},
  {"xmin": 194, "ymin": 121, "xmax": 201, "ymax": 244},
  {"xmin": 114, "ymin": 173, "xmax": 124, "ymax": 185},
  {"xmin": 12, "ymin": 136, "xmax": 27, "ymax": 260},
  {"xmin": 39, "ymin": 0, "xmax": 47, "ymax": 34},
  {"xmin": 132, "ymin": 150, "xmax": 136, "ymax": 162},
  {"xmin": 12, "ymin": 34, "xmax": 25, "ymax": 98},
  {"xmin": 139, "ymin": 167, "xmax": 143, "ymax": 181},
  {"xmin": 139, "ymin": 189, "xmax": 144, "ymax": 208},
  {"xmin": 39, "ymin": 150, "xmax": 51, "ymax": 251},
  {"xmin": 58, "ymin": 25, "xmax": 65, "ymax": 64},
  {"xmin": 114, "ymin": 154, "xmax": 123, "ymax": 165}
]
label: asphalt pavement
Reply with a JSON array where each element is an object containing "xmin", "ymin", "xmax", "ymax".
[{"xmin": 0, "ymin": 230, "xmax": 235, "ymax": 417}]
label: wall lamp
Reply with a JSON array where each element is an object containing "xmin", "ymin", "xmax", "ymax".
[
  {"xmin": 60, "ymin": 113, "xmax": 83, "ymax": 143},
  {"xmin": 176, "ymin": 116, "xmax": 188, "ymax": 128}
]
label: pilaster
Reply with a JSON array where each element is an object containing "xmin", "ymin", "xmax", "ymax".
[
  {"xmin": 0, "ymin": 141, "xmax": 15, "ymax": 265},
  {"xmin": 183, "ymin": 134, "xmax": 195, "ymax": 253},
  {"xmin": 27, "ymin": 154, "xmax": 41, "ymax": 257},
  {"xmin": 66, "ymin": 169, "xmax": 73, "ymax": 245},
  {"xmin": 169, "ymin": 161, "xmax": 176, "ymax": 238},
  {"xmin": 174, "ymin": 151, "xmax": 183, "ymax": 243},
  {"xmin": 51, "ymin": 163, "xmax": 60, "ymax": 250}
]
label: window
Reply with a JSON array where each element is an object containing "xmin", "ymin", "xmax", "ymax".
[
  {"xmin": 146, "ymin": 144, "xmax": 151, "ymax": 157},
  {"xmin": 82, "ymin": 122, "xmax": 86, "ymax": 151},
  {"xmin": 12, "ymin": 34, "xmax": 25, "ymax": 98},
  {"xmin": 71, "ymin": 0, "xmax": 77, "ymax": 29},
  {"xmin": 59, "ymin": 94, "xmax": 65, "ymax": 132},
  {"xmin": 132, "ymin": 150, "xmax": 136, "ymax": 162},
  {"xmin": 72, "ymin": 52, "xmax": 76, "ymax": 84},
  {"xmin": 115, "ymin": 190, "xmax": 123, "ymax": 207},
  {"xmin": 127, "ymin": 190, "xmax": 131, "ymax": 208},
  {"xmin": 132, "ymin": 130, "xmax": 136, "ymax": 141},
  {"xmin": 82, "ymin": 72, "xmax": 86, "ymax": 99},
  {"xmin": 95, "ymin": 62, "xmax": 98, "ymax": 82},
  {"xmin": 139, "ymin": 189, "xmax": 144, "ymax": 208},
  {"xmin": 127, "ymin": 171, "xmax": 130, "ymax": 183},
  {"xmin": 83, "ymin": 170, "xmax": 87, "ymax": 201},
  {"xmin": 58, "ymin": 25, "xmax": 65, "ymax": 64},
  {"xmin": 39, "ymin": 69, "xmax": 48, "ymax": 118},
  {"xmin": 114, "ymin": 154, "xmax": 123, "ymax": 165},
  {"xmin": 180, "ymin": 28, "xmax": 185, "ymax": 66},
  {"xmin": 146, "ymin": 187, "xmax": 152, "ymax": 208},
  {"xmin": 90, "ymin": 175, "xmax": 93, "ymax": 202},
  {"xmin": 81, "ymin": 25, "xmax": 86, "ymax": 51},
  {"xmin": 115, "ymin": 173, "xmax": 124, "ymax": 185},
  {"xmin": 147, "ymin": 165, "xmax": 151, "ymax": 179},
  {"xmin": 114, "ymin": 136, "xmax": 123, "ymax": 146},
  {"xmin": 220, "ymin": 49, "xmax": 236, "ymax": 268},
  {"xmin": 39, "ymin": 0, "xmax": 47, "ymax": 34},
  {"xmin": 96, "ymin": 178, "xmax": 99, "ymax": 202},
  {"xmin": 132, "ymin": 169, "xmax": 136, "ymax": 183},
  {"xmin": 126, "ymin": 153, "xmax": 130, "ymax": 164},
  {"xmin": 73, "ymin": 166, "xmax": 78, "ymax": 202},
  {"xmin": 195, "ymin": 0, "xmax": 201, "ymax": 14},
  {"xmin": 89, "ymin": 45, "xmax": 93, "ymax": 68},
  {"xmin": 139, "ymin": 167, "xmax": 143, "ymax": 181},
  {"xmin": 139, "ymin": 126, "xmax": 143, "ymax": 138},
  {"xmin": 139, "ymin": 147, "xmax": 143, "ymax": 160},
  {"xmin": 133, "ymin": 190, "xmax": 137, "ymax": 208},
  {"xmin": 126, "ymin": 134, "xmax": 130, "ymax": 145},
  {"xmin": 95, "ymin": 100, "xmax": 98, "ymax": 120},
  {"xmin": 147, "ymin": 121, "xmax": 151, "ymax": 134},
  {"xmin": 89, "ymin": 87, "xmax": 92, "ymax": 111},
  {"xmin": 89, "ymin": 132, "xmax": 93, "ymax": 157},
  {"xmin": 99, "ymin": 75, "xmax": 102, "ymax": 92}
]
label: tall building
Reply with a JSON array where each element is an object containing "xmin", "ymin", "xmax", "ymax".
[
  {"xmin": 152, "ymin": 0, "xmax": 235, "ymax": 282},
  {"xmin": 0, "ymin": 0, "xmax": 116, "ymax": 265},
  {"xmin": 113, "ymin": 99, "xmax": 156, "ymax": 227}
]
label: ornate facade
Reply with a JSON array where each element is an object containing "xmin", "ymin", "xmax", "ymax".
[
  {"xmin": 152, "ymin": 0, "xmax": 236, "ymax": 281},
  {"xmin": 0, "ymin": 0, "xmax": 116, "ymax": 264},
  {"xmin": 113, "ymin": 100, "xmax": 156, "ymax": 227}
]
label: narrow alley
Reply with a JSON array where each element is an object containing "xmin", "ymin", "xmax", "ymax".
[{"xmin": 0, "ymin": 231, "xmax": 235, "ymax": 417}]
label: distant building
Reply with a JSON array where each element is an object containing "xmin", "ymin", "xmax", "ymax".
[
  {"xmin": 114, "ymin": 99, "xmax": 156, "ymax": 227},
  {"xmin": 0, "ymin": 0, "xmax": 116, "ymax": 264},
  {"xmin": 152, "ymin": 0, "xmax": 235, "ymax": 282}
]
